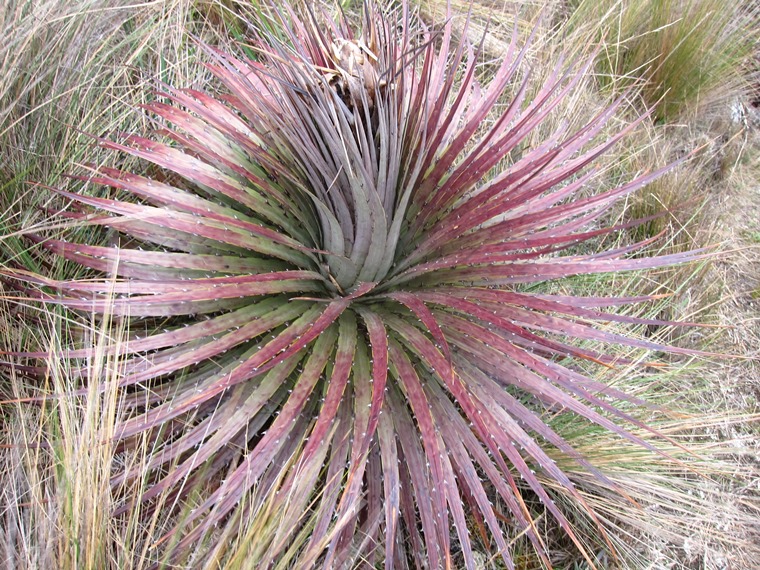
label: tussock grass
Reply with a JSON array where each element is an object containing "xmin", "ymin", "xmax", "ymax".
[
  {"xmin": 2, "ymin": 302, "xmax": 124, "ymax": 569},
  {"xmin": 1, "ymin": 0, "xmax": 759, "ymax": 568},
  {"xmin": 566, "ymin": 0, "xmax": 757, "ymax": 123},
  {"xmin": 0, "ymin": 1, "xmax": 254, "ymax": 567}
]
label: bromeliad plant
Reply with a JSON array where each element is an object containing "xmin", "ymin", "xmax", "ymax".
[{"xmin": 5, "ymin": 1, "xmax": 710, "ymax": 568}]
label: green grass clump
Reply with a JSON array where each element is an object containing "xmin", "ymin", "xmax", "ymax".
[{"xmin": 567, "ymin": 0, "xmax": 756, "ymax": 123}]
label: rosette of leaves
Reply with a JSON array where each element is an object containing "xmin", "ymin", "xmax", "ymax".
[{"xmin": 6, "ymin": 1, "xmax": 709, "ymax": 568}]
